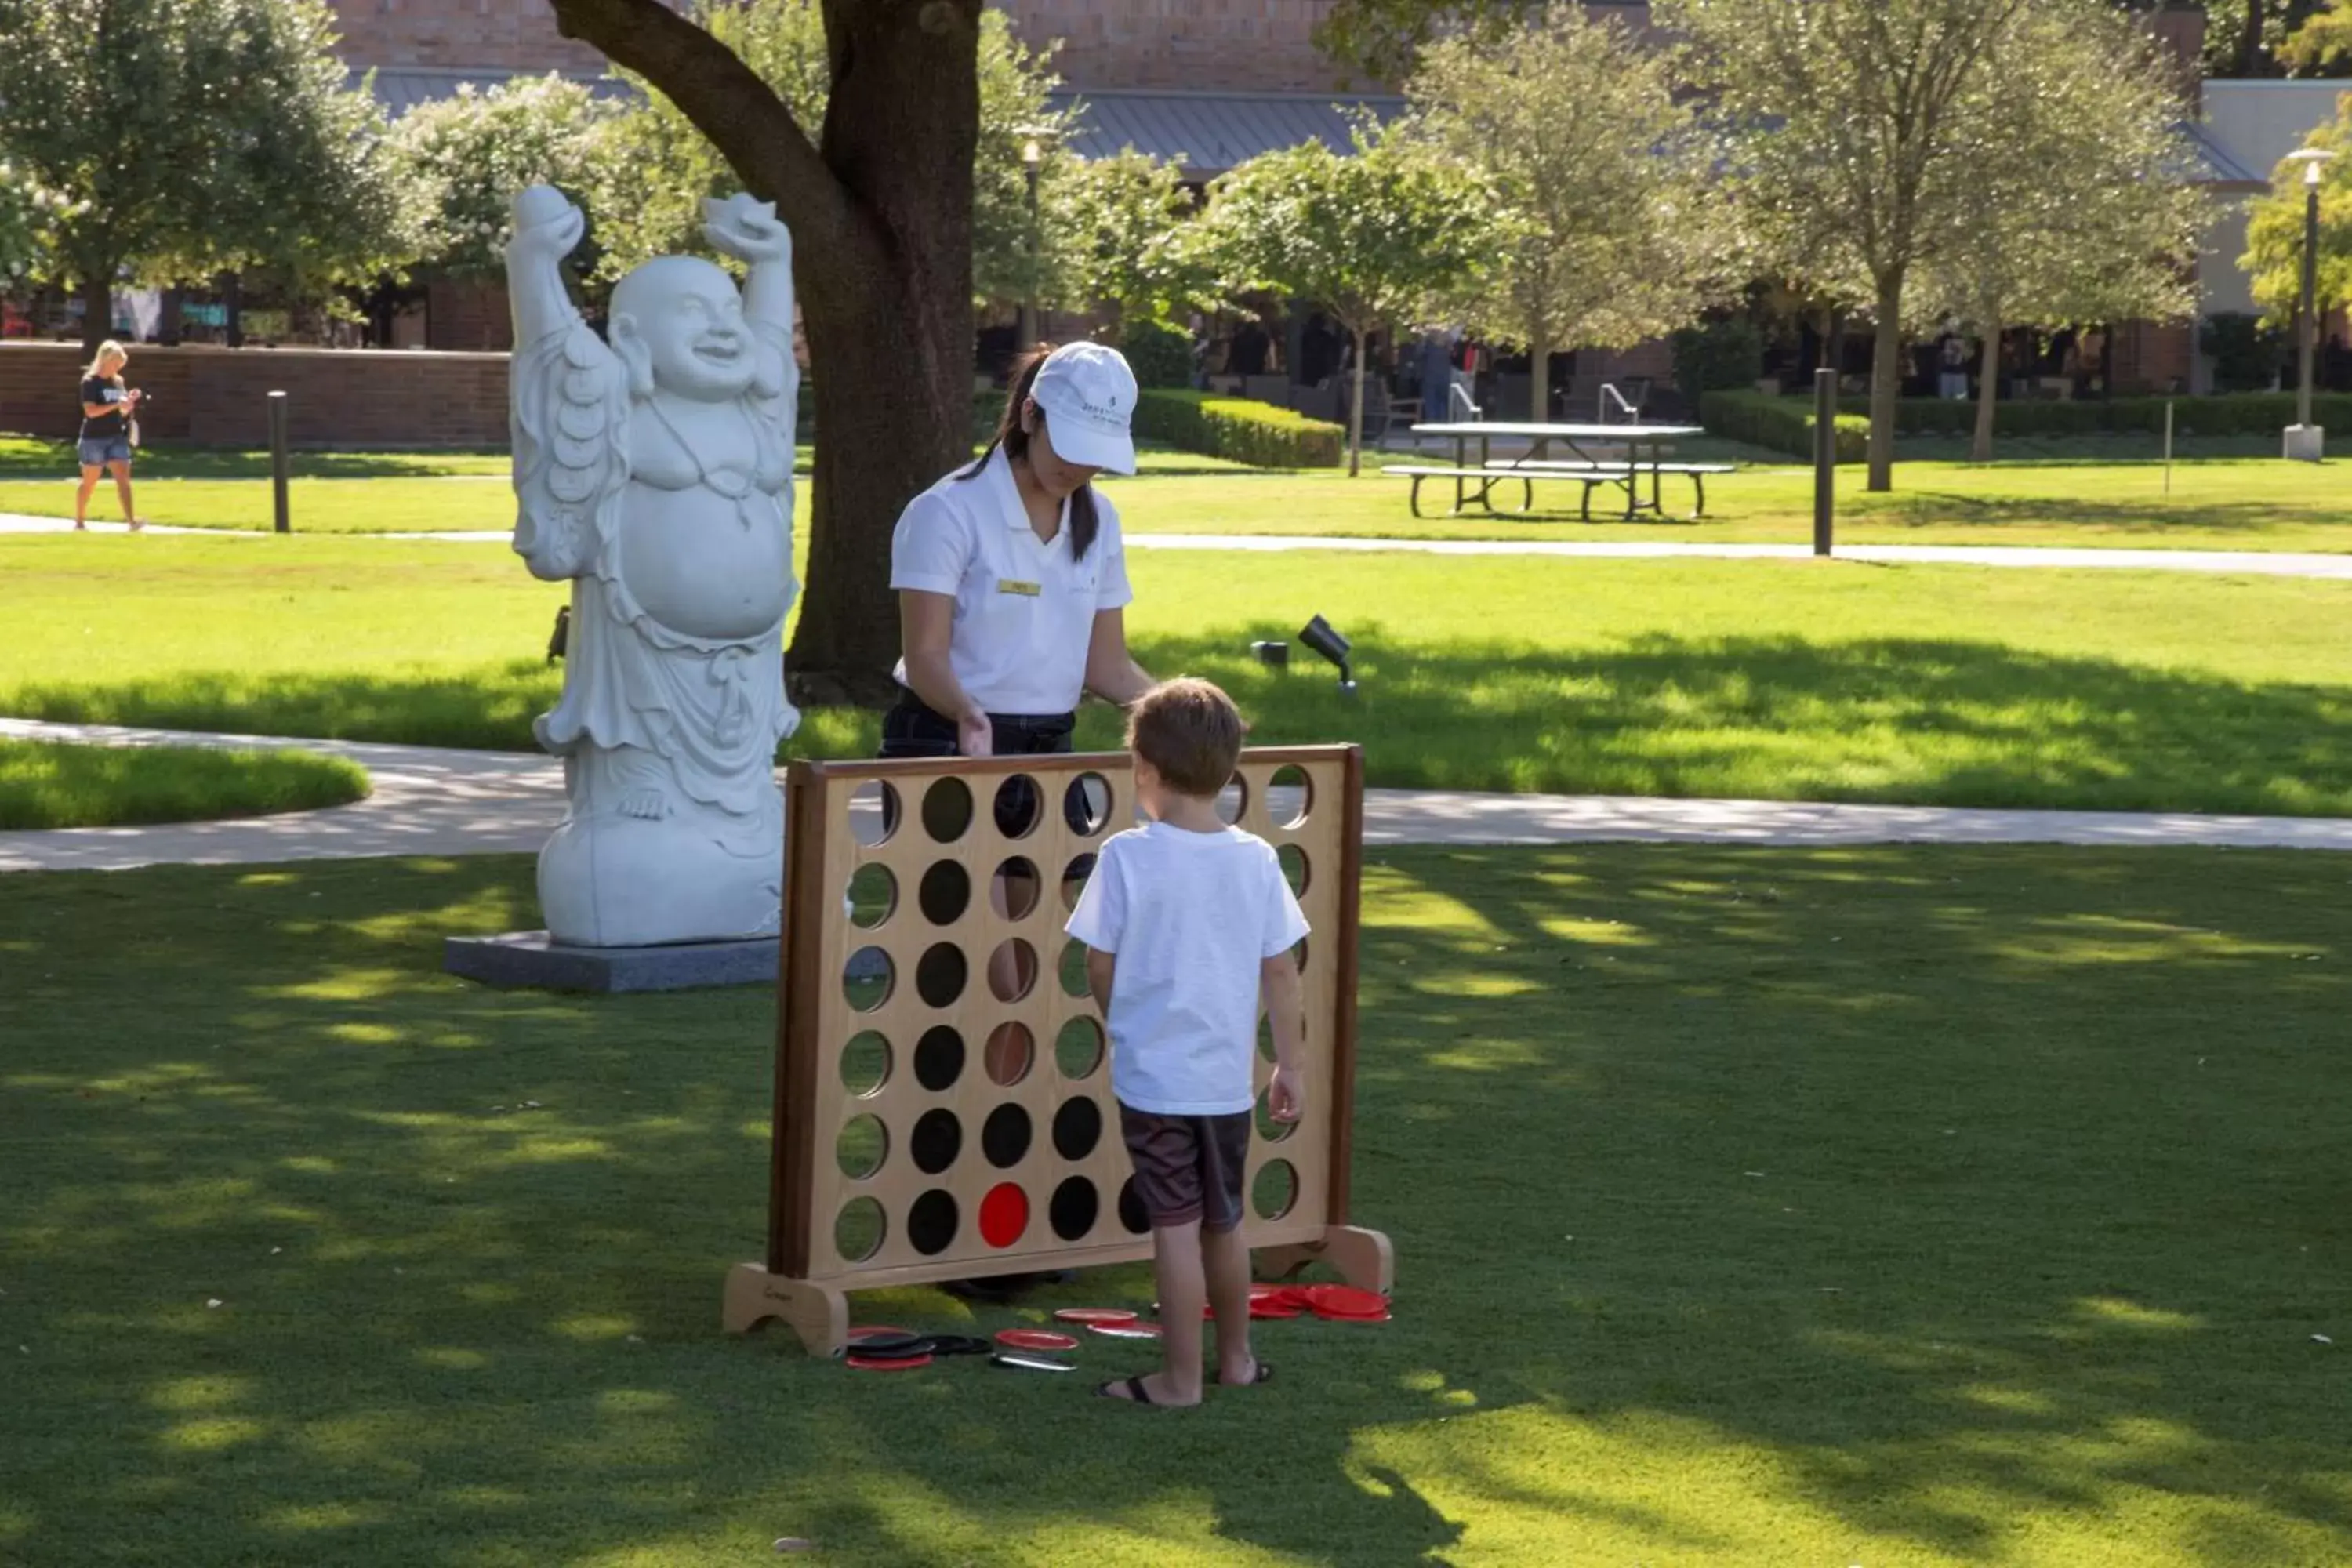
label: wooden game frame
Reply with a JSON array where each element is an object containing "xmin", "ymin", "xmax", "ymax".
[{"xmin": 723, "ymin": 746, "xmax": 1391, "ymax": 1356}]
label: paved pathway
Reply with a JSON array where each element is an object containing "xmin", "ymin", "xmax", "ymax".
[
  {"xmin": 8, "ymin": 512, "xmax": 2352, "ymax": 578},
  {"xmin": 9, "ymin": 718, "xmax": 2352, "ymax": 874}
]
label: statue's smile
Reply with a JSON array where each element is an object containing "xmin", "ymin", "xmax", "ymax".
[{"xmin": 695, "ymin": 335, "xmax": 746, "ymax": 364}]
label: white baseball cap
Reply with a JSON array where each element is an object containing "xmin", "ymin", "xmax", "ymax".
[{"xmin": 1029, "ymin": 341, "xmax": 1139, "ymax": 475}]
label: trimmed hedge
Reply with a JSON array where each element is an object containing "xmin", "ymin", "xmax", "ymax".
[
  {"xmin": 1700, "ymin": 391, "xmax": 1869, "ymax": 463},
  {"xmin": 1704, "ymin": 389, "xmax": 2352, "ymax": 459},
  {"xmin": 1132, "ymin": 390, "xmax": 1344, "ymax": 469}
]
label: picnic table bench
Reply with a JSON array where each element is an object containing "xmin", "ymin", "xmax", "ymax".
[{"xmin": 1403, "ymin": 421, "xmax": 1723, "ymax": 521}]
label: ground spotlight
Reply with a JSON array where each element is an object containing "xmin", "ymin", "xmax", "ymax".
[
  {"xmin": 1251, "ymin": 639, "xmax": 1290, "ymax": 669},
  {"xmin": 1298, "ymin": 615, "xmax": 1356, "ymax": 695}
]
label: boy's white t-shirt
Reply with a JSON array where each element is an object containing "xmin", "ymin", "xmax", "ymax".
[{"xmin": 1064, "ymin": 821, "xmax": 1310, "ymax": 1116}]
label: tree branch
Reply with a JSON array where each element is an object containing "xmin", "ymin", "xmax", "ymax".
[{"xmin": 545, "ymin": 0, "xmax": 856, "ymax": 256}]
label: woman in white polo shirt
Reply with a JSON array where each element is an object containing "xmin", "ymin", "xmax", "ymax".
[
  {"xmin": 886, "ymin": 339, "xmax": 1154, "ymax": 771},
  {"xmin": 887, "ymin": 339, "xmax": 1154, "ymax": 1303}
]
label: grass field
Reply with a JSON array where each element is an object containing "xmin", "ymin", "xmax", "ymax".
[
  {"xmin": 0, "ymin": 739, "xmax": 369, "ymax": 829},
  {"xmin": 2, "ymin": 435, "xmax": 2347, "ymax": 553},
  {"xmin": 2, "ymin": 847, "xmax": 2345, "ymax": 1566},
  {"xmin": 6, "ymin": 532, "xmax": 2352, "ymax": 815}
]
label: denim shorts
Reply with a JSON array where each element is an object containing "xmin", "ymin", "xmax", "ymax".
[{"xmin": 77, "ymin": 437, "xmax": 131, "ymax": 467}]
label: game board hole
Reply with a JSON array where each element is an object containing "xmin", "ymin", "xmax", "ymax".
[
  {"xmin": 1214, "ymin": 775, "xmax": 1247, "ymax": 825},
  {"xmin": 995, "ymin": 775, "xmax": 1044, "ymax": 839},
  {"xmin": 846, "ymin": 864, "xmax": 896, "ymax": 928},
  {"xmin": 983, "ymin": 1103, "xmax": 1033, "ymax": 1167},
  {"xmin": 1058, "ymin": 938, "xmax": 1091, "ymax": 999},
  {"xmin": 840, "ymin": 1030, "xmax": 891, "ymax": 1098},
  {"xmin": 978, "ymin": 1181, "xmax": 1029, "ymax": 1248},
  {"xmin": 1254, "ymin": 1089, "xmax": 1298, "ymax": 1143},
  {"xmin": 1278, "ymin": 844, "xmax": 1309, "ymax": 896},
  {"xmin": 995, "ymin": 857, "xmax": 1042, "ymax": 921},
  {"xmin": 837, "ymin": 1114, "xmax": 888, "ymax": 1179},
  {"xmin": 1292, "ymin": 935, "xmax": 1309, "ymax": 973},
  {"xmin": 1055, "ymin": 1016, "xmax": 1104, "ymax": 1080},
  {"xmin": 907, "ymin": 1189, "xmax": 958, "ymax": 1256},
  {"xmin": 1052, "ymin": 1097, "xmax": 1102, "ymax": 1160},
  {"xmin": 913, "ymin": 1025, "xmax": 965, "ymax": 1091},
  {"xmin": 984, "ymin": 1021, "xmax": 1034, "ymax": 1086},
  {"xmin": 1258, "ymin": 1013, "xmax": 1276, "ymax": 1062},
  {"xmin": 1267, "ymin": 766, "xmax": 1311, "ymax": 829},
  {"xmin": 918, "ymin": 861, "xmax": 971, "ymax": 925},
  {"xmin": 921, "ymin": 777, "xmax": 974, "ymax": 843},
  {"xmin": 843, "ymin": 946, "xmax": 894, "ymax": 1012},
  {"xmin": 1060, "ymin": 852, "xmax": 1096, "ymax": 911},
  {"xmin": 910, "ymin": 1108, "xmax": 961, "ymax": 1174},
  {"xmin": 916, "ymin": 942, "xmax": 967, "ymax": 1008},
  {"xmin": 834, "ymin": 1196, "xmax": 885, "ymax": 1262},
  {"xmin": 1116, "ymin": 1177, "xmax": 1150, "ymax": 1235},
  {"xmin": 1050, "ymin": 1177, "xmax": 1098, "ymax": 1241},
  {"xmin": 1064, "ymin": 772, "xmax": 1112, "ymax": 837},
  {"xmin": 1251, "ymin": 1160, "xmax": 1298, "ymax": 1221},
  {"xmin": 849, "ymin": 782, "xmax": 898, "ymax": 848},
  {"xmin": 988, "ymin": 938, "xmax": 1040, "ymax": 1004}
]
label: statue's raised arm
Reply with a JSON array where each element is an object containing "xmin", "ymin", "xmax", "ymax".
[
  {"xmin": 702, "ymin": 194, "xmax": 797, "ymax": 432},
  {"xmin": 506, "ymin": 184, "xmax": 626, "ymax": 583}
]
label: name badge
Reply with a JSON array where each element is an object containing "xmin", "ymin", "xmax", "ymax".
[{"xmin": 996, "ymin": 579, "xmax": 1042, "ymax": 597}]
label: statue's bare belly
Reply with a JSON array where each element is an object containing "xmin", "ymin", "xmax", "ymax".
[{"xmin": 619, "ymin": 482, "xmax": 792, "ymax": 641}]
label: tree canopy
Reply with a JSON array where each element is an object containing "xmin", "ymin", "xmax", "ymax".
[
  {"xmin": 0, "ymin": 0, "xmax": 405, "ymax": 349},
  {"xmin": 2241, "ymin": 103, "xmax": 2352, "ymax": 319},
  {"xmin": 388, "ymin": 74, "xmax": 621, "ymax": 281}
]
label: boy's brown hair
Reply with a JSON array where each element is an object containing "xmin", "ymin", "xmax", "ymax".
[{"xmin": 1126, "ymin": 677, "xmax": 1246, "ymax": 798}]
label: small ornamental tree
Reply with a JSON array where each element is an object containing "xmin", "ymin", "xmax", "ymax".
[
  {"xmin": 390, "ymin": 74, "xmax": 621, "ymax": 281},
  {"xmin": 2241, "ymin": 102, "xmax": 2352, "ymax": 332},
  {"xmin": 1400, "ymin": 3, "xmax": 1725, "ymax": 422},
  {"xmin": 1201, "ymin": 130, "xmax": 1486, "ymax": 474},
  {"xmin": 1036, "ymin": 148, "xmax": 1218, "ymax": 332}
]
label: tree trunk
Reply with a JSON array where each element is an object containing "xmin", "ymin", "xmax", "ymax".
[
  {"xmin": 1346, "ymin": 326, "xmax": 1367, "ymax": 477},
  {"xmin": 1971, "ymin": 315, "xmax": 2000, "ymax": 463},
  {"xmin": 2240, "ymin": 0, "xmax": 2264, "ymax": 76},
  {"xmin": 78, "ymin": 271, "xmax": 112, "ymax": 358},
  {"xmin": 550, "ymin": 0, "xmax": 976, "ymax": 706},
  {"xmin": 1526, "ymin": 317, "xmax": 1552, "ymax": 424},
  {"xmin": 1866, "ymin": 274, "xmax": 1903, "ymax": 492}
]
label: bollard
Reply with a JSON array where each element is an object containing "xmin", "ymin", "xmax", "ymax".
[
  {"xmin": 1812, "ymin": 367, "xmax": 1835, "ymax": 557},
  {"xmin": 2163, "ymin": 398, "xmax": 2174, "ymax": 498},
  {"xmin": 268, "ymin": 390, "xmax": 291, "ymax": 534}
]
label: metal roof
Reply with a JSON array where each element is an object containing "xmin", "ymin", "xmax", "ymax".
[
  {"xmin": 1047, "ymin": 89, "xmax": 1407, "ymax": 177},
  {"xmin": 2172, "ymin": 118, "xmax": 2267, "ymax": 190}
]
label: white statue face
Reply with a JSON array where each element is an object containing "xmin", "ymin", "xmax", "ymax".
[{"xmin": 614, "ymin": 259, "xmax": 755, "ymax": 401}]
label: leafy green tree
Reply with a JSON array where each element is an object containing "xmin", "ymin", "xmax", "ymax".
[
  {"xmin": 2280, "ymin": 0, "xmax": 2352, "ymax": 73},
  {"xmin": 0, "ymin": 0, "xmax": 408, "ymax": 353},
  {"xmin": 1399, "ymin": 3, "xmax": 1726, "ymax": 422},
  {"xmin": 1201, "ymin": 129, "xmax": 1486, "ymax": 474},
  {"xmin": 390, "ymin": 74, "xmax": 620, "ymax": 280},
  {"xmin": 1035, "ymin": 147, "xmax": 1216, "ymax": 331},
  {"xmin": 2241, "ymin": 103, "xmax": 2352, "ymax": 326},
  {"xmin": 1916, "ymin": 1, "xmax": 2204, "ymax": 459},
  {"xmin": 595, "ymin": 0, "xmax": 1070, "ymax": 311}
]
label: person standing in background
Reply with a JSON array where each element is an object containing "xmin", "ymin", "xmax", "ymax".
[{"xmin": 74, "ymin": 339, "xmax": 143, "ymax": 532}]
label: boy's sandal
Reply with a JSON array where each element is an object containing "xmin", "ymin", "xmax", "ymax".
[
  {"xmin": 1096, "ymin": 1375, "xmax": 1161, "ymax": 1406},
  {"xmin": 1214, "ymin": 1361, "xmax": 1275, "ymax": 1386}
]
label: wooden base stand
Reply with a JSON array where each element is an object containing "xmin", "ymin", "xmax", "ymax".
[
  {"xmin": 1254, "ymin": 1224, "xmax": 1394, "ymax": 1295},
  {"xmin": 723, "ymin": 1263, "xmax": 850, "ymax": 1356}
]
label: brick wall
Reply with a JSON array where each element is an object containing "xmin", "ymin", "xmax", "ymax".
[
  {"xmin": 328, "ymin": 0, "xmax": 605, "ymax": 72},
  {"xmin": 428, "ymin": 277, "xmax": 516, "ymax": 352},
  {"xmin": 0, "ymin": 344, "xmax": 509, "ymax": 448}
]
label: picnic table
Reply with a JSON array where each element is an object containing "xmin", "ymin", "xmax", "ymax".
[{"xmin": 1398, "ymin": 421, "xmax": 1723, "ymax": 521}]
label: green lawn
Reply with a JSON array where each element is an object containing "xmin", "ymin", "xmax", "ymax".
[
  {"xmin": 2, "ymin": 848, "xmax": 2345, "ymax": 1565},
  {"xmin": 0, "ymin": 739, "xmax": 369, "ymax": 829},
  {"xmin": 6, "ymin": 532, "xmax": 2352, "ymax": 815},
  {"xmin": 2, "ymin": 436, "xmax": 2348, "ymax": 552}
]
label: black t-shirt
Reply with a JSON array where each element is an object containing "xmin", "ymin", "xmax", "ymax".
[{"xmin": 80, "ymin": 376, "xmax": 127, "ymax": 441}]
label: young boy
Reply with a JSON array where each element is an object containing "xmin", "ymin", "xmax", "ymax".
[{"xmin": 1065, "ymin": 677, "xmax": 1308, "ymax": 1407}]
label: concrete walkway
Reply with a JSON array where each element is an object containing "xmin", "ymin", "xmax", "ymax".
[
  {"xmin": 9, "ymin": 718, "xmax": 2352, "ymax": 875},
  {"xmin": 8, "ymin": 512, "xmax": 2352, "ymax": 578}
]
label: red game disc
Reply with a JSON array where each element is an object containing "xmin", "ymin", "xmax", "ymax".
[
  {"xmin": 1250, "ymin": 1298, "xmax": 1301, "ymax": 1319},
  {"xmin": 978, "ymin": 1182, "xmax": 1030, "ymax": 1249},
  {"xmin": 1297, "ymin": 1285, "xmax": 1389, "ymax": 1316},
  {"xmin": 996, "ymin": 1329, "xmax": 1080, "ymax": 1352},
  {"xmin": 1054, "ymin": 1308, "xmax": 1137, "ymax": 1326},
  {"xmin": 845, "ymin": 1352, "xmax": 933, "ymax": 1370},
  {"xmin": 1091, "ymin": 1321, "xmax": 1163, "ymax": 1338}
]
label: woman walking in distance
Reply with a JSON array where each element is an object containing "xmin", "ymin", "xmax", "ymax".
[{"xmin": 74, "ymin": 340, "xmax": 143, "ymax": 532}]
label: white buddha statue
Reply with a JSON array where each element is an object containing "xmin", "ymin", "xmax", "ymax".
[{"xmin": 505, "ymin": 183, "xmax": 799, "ymax": 947}]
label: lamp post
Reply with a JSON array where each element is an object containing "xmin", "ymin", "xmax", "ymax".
[
  {"xmin": 1019, "ymin": 137, "xmax": 1044, "ymax": 354},
  {"xmin": 2285, "ymin": 147, "xmax": 2337, "ymax": 463}
]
